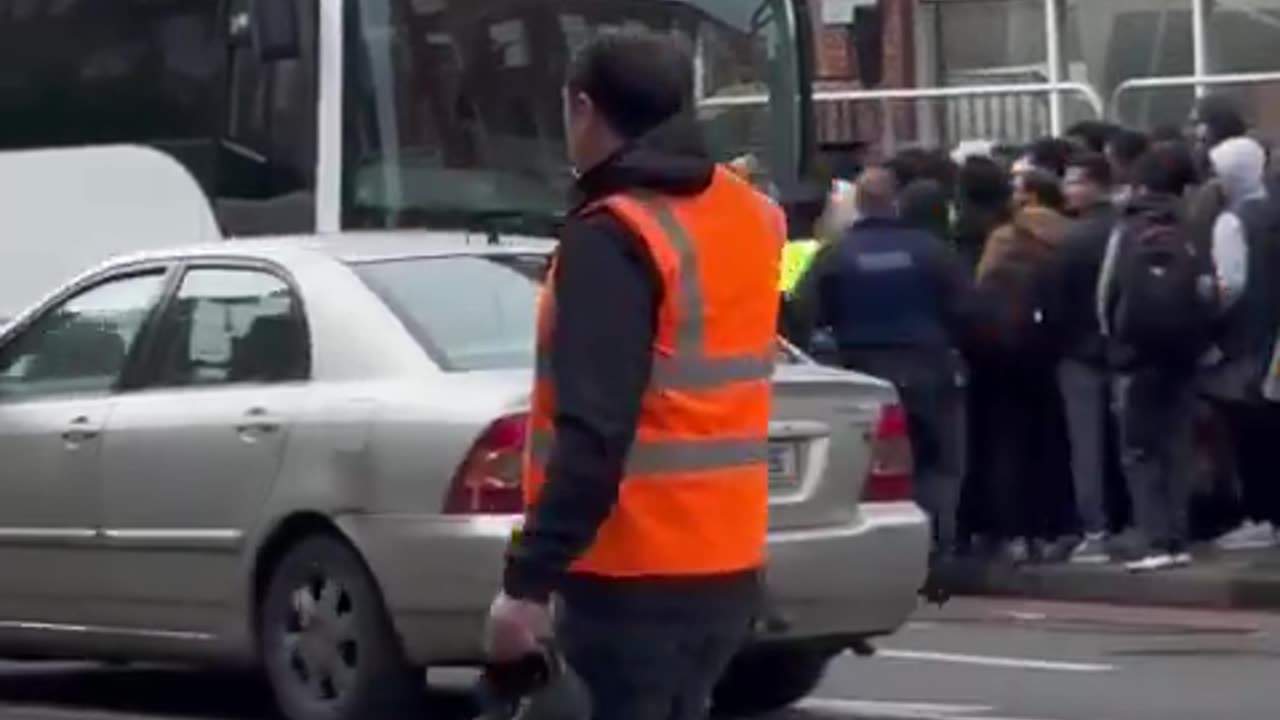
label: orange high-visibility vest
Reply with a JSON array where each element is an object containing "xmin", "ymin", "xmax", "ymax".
[{"xmin": 524, "ymin": 166, "xmax": 783, "ymax": 578}]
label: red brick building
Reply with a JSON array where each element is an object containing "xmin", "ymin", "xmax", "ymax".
[{"xmin": 808, "ymin": 0, "xmax": 917, "ymax": 153}]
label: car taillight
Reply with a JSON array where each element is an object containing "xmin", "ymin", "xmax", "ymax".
[
  {"xmin": 862, "ymin": 402, "xmax": 914, "ymax": 502},
  {"xmin": 443, "ymin": 412, "xmax": 528, "ymax": 515}
]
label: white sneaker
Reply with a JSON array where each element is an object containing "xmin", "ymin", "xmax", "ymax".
[
  {"xmin": 1069, "ymin": 533, "xmax": 1111, "ymax": 565},
  {"xmin": 1215, "ymin": 522, "xmax": 1278, "ymax": 551},
  {"xmin": 1126, "ymin": 554, "xmax": 1176, "ymax": 573}
]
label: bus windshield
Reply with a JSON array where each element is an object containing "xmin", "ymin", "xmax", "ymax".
[{"xmin": 341, "ymin": 0, "xmax": 801, "ymax": 235}]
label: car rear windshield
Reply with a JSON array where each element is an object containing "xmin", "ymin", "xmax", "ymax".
[
  {"xmin": 352, "ymin": 255, "xmax": 542, "ymax": 371},
  {"xmin": 353, "ymin": 253, "xmax": 804, "ymax": 371}
]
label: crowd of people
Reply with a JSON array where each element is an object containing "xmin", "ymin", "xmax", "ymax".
[{"xmin": 782, "ymin": 95, "xmax": 1280, "ymax": 573}]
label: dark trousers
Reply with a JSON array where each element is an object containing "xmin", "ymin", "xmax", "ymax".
[
  {"xmin": 983, "ymin": 361, "xmax": 1074, "ymax": 542},
  {"xmin": 1116, "ymin": 368, "xmax": 1198, "ymax": 553},
  {"xmin": 557, "ymin": 606, "xmax": 750, "ymax": 720},
  {"xmin": 1216, "ymin": 400, "xmax": 1280, "ymax": 526}
]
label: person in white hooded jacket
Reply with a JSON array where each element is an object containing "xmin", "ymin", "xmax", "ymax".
[{"xmin": 1203, "ymin": 136, "xmax": 1280, "ymax": 550}]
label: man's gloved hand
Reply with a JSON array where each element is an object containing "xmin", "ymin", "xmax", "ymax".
[{"xmin": 484, "ymin": 591, "xmax": 553, "ymax": 661}]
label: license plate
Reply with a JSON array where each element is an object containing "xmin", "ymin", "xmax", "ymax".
[{"xmin": 767, "ymin": 443, "xmax": 800, "ymax": 488}]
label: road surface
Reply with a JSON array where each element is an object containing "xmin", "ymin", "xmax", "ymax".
[{"xmin": 0, "ymin": 598, "xmax": 1272, "ymax": 719}]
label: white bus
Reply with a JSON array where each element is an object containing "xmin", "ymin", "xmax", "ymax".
[{"xmin": 0, "ymin": 0, "xmax": 807, "ymax": 313}]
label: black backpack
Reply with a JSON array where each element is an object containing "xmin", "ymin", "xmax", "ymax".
[{"xmin": 1110, "ymin": 205, "xmax": 1218, "ymax": 365}]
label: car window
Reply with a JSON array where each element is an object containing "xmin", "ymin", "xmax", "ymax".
[
  {"xmin": 150, "ymin": 268, "xmax": 309, "ymax": 387},
  {"xmin": 0, "ymin": 272, "xmax": 167, "ymax": 402},
  {"xmin": 352, "ymin": 255, "xmax": 538, "ymax": 371}
]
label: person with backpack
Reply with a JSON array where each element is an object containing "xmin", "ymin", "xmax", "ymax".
[
  {"xmin": 975, "ymin": 167, "xmax": 1073, "ymax": 563},
  {"xmin": 1199, "ymin": 136, "xmax": 1280, "ymax": 551},
  {"xmin": 1098, "ymin": 142, "xmax": 1215, "ymax": 572}
]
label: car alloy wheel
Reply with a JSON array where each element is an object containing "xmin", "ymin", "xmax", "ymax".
[
  {"xmin": 281, "ymin": 572, "xmax": 360, "ymax": 704},
  {"xmin": 259, "ymin": 533, "xmax": 420, "ymax": 720}
]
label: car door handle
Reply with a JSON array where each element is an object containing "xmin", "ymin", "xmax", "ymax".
[
  {"xmin": 62, "ymin": 416, "xmax": 100, "ymax": 443},
  {"xmin": 235, "ymin": 407, "xmax": 281, "ymax": 435}
]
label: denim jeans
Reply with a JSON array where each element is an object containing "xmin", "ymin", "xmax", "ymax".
[
  {"xmin": 556, "ymin": 605, "xmax": 751, "ymax": 720},
  {"xmin": 1058, "ymin": 360, "xmax": 1110, "ymax": 535}
]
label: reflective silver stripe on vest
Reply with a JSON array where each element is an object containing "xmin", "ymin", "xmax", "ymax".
[
  {"xmin": 650, "ymin": 353, "xmax": 774, "ymax": 388},
  {"xmin": 534, "ymin": 196, "xmax": 775, "ymax": 390},
  {"xmin": 529, "ymin": 430, "xmax": 767, "ymax": 476},
  {"xmin": 531, "ymin": 193, "xmax": 774, "ymax": 475},
  {"xmin": 539, "ymin": 348, "xmax": 774, "ymax": 389}
]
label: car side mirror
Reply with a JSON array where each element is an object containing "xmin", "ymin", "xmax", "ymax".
[{"xmin": 231, "ymin": 0, "xmax": 301, "ymax": 62}]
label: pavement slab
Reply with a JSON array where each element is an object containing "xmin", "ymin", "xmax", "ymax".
[{"xmin": 950, "ymin": 548, "xmax": 1280, "ymax": 611}]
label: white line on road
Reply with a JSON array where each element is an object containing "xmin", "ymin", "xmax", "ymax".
[
  {"xmin": 0, "ymin": 705, "xmax": 233, "ymax": 720},
  {"xmin": 876, "ymin": 648, "xmax": 1116, "ymax": 673},
  {"xmin": 801, "ymin": 697, "xmax": 994, "ymax": 715},
  {"xmin": 799, "ymin": 697, "xmax": 1053, "ymax": 720}
]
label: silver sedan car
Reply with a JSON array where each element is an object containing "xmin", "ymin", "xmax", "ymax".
[{"xmin": 0, "ymin": 236, "xmax": 929, "ymax": 720}]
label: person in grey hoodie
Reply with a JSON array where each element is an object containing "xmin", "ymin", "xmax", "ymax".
[{"xmin": 1201, "ymin": 136, "xmax": 1280, "ymax": 550}]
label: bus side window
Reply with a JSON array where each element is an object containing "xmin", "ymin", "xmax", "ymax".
[{"xmin": 214, "ymin": 0, "xmax": 319, "ymax": 236}]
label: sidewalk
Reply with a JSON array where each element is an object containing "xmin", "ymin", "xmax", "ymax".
[{"xmin": 951, "ymin": 547, "xmax": 1280, "ymax": 611}]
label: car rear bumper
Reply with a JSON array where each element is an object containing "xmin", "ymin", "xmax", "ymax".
[
  {"xmin": 757, "ymin": 502, "xmax": 930, "ymax": 645},
  {"xmin": 337, "ymin": 503, "xmax": 930, "ymax": 665}
]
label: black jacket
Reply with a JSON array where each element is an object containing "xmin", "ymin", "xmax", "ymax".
[
  {"xmin": 1049, "ymin": 202, "xmax": 1116, "ymax": 366},
  {"xmin": 502, "ymin": 129, "xmax": 760, "ymax": 618}
]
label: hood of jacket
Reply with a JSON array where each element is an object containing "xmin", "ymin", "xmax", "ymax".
[
  {"xmin": 976, "ymin": 205, "xmax": 1067, "ymax": 280},
  {"xmin": 571, "ymin": 116, "xmax": 715, "ymax": 211},
  {"xmin": 1210, "ymin": 136, "xmax": 1267, "ymax": 206},
  {"xmin": 1013, "ymin": 205, "xmax": 1069, "ymax": 246}
]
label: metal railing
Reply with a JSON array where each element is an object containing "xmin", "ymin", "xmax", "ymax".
[
  {"xmin": 699, "ymin": 82, "xmax": 1104, "ymax": 151},
  {"xmin": 1109, "ymin": 71, "xmax": 1280, "ymax": 123},
  {"xmin": 699, "ymin": 81, "xmax": 1104, "ymax": 117}
]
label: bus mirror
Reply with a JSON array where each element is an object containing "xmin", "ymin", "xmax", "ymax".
[{"xmin": 249, "ymin": 0, "xmax": 301, "ymax": 62}]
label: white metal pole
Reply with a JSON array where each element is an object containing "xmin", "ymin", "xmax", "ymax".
[
  {"xmin": 316, "ymin": 0, "xmax": 344, "ymax": 234},
  {"xmin": 1192, "ymin": 0, "xmax": 1209, "ymax": 98},
  {"xmin": 1043, "ymin": 0, "xmax": 1063, "ymax": 134}
]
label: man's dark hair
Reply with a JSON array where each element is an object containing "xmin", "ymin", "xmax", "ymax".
[
  {"xmin": 1195, "ymin": 94, "xmax": 1248, "ymax": 147},
  {"xmin": 1065, "ymin": 120, "xmax": 1119, "ymax": 153},
  {"xmin": 900, "ymin": 178, "xmax": 950, "ymax": 240},
  {"xmin": 1106, "ymin": 128, "xmax": 1149, "ymax": 167},
  {"xmin": 1068, "ymin": 151, "xmax": 1112, "ymax": 187},
  {"xmin": 1026, "ymin": 136, "xmax": 1076, "ymax": 177},
  {"xmin": 1019, "ymin": 167, "xmax": 1065, "ymax": 211},
  {"xmin": 566, "ymin": 29, "xmax": 694, "ymax": 139},
  {"xmin": 958, "ymin": 155, "xmax": 1012, "ymax": 210},
  {"xmin": 1135, "ymin": 141, "xmax": 1197, "ymax": 195},
  {"xmin": 888, "ymin": 147, "xmax": 957, "ymax": 196}
]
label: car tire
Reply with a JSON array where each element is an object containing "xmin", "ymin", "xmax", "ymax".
[
  {"xmin": 257, "ymin": 533, "xmax": 422, "ymax": 720},
  {"xmin": 711, "ymin": 643, "xmax": 831, "ymax": 716}
]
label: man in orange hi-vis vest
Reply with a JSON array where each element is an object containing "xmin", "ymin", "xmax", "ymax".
[{"xmin": 482, "ymin": 28, "xmax": 783, "ymax": 718}]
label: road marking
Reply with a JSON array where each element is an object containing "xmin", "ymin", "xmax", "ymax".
[
  {"xmin": 801, "ymin": 697, "xmax": 994, "ymax": 715},
  {"xmin": 799, "ymin": 697, "xmax": 1051, "ymax": 720},
  {"xmin": 0, "ymin": 705, "xmax": 233, "ymax": 720},
  {"xmin": 876, "ymin": 648, "xmax": 1116, "ymax": 673}
]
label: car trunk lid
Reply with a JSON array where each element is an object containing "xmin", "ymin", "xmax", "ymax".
[{"xmin": 765, "ymin": 363, "xmax": 897, "ymax": 530}]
